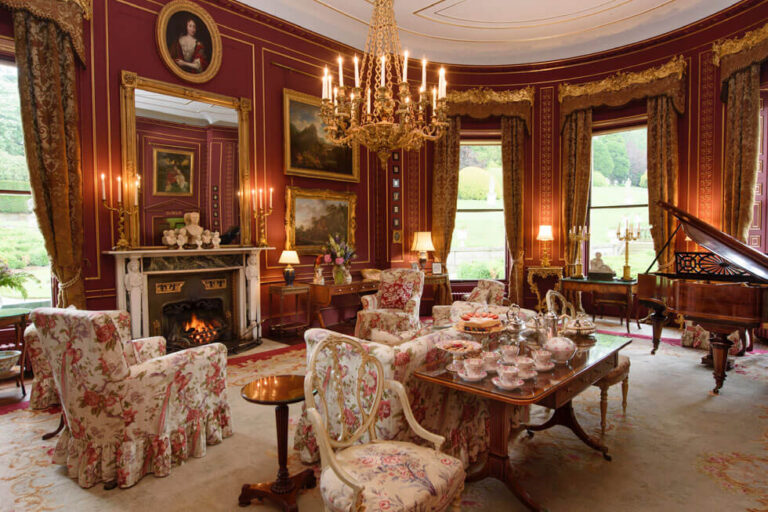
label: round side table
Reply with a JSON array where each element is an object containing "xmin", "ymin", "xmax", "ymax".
[{"xmin": 238, "ymin": 374, "xmax": 316, "ymax": 510}]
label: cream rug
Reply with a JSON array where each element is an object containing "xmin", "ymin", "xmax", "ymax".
[{"xmin": 1, "ymin": 336, "xmax": 767, "ymax": 512}]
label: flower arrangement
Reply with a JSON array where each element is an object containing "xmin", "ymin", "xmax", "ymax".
[
  {"xmin": 316, "ymin": 234, "xmax": 356, "ymax": 284},
  {"xmin": 0, "ymin": 258, "xmax": 37, "ymax": 300}
]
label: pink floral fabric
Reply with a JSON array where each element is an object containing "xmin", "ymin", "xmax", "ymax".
[
  {"xmin": 23, "ymin": 324, "xmax": 59, "ymax": 410},
  {"xmin": 356, "ymin": 269, "xmax": 424, "ymax": 340},
  {"xmin": 464, "ymin": 280, "xmax": 505, "ymax": 305},
  {"xmin": 319, "ymin": 441, "xmax": 465, "ymax": 512},
  {"xmin": 295, "ymin": 328, "xmax": 490, "ymax": 468},
  {"xmin": 432, "ymin": 303, "xmax": 537, "ymax": 326},
  {"xmin": 32, "ymin": 308, "xmax": 232, "ymax": 489}
]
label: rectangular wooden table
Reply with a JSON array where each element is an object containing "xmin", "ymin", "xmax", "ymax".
[
  {"xmin": 309, "ymin": 280, "xmax": 379, "ymax": 328},
  {"xmin": 561, "ymin": 277, "xmax": 639, "ymax": 333},
  {"xmin": 414, "ymin": 334, "xmax": 631, "ymax": 511}
]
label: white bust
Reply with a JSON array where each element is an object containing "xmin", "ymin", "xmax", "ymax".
[
  {"xmin": 183, "ymin": 212, "xmax": 204, "ymax": 246},
  {"xmin": 590, "ymin": 252, "xmax": 614, "ymax": 274}
]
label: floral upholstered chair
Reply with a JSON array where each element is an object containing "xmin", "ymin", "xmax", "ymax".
[
  {"xmin": 32, "ymin": 308, "xmax": 233, "ymax": 489},
  {"xmin": 355, "ymin": 268, "xmax": 424, "ymax": 340},
  {"xmin": 23, "ymin": 324, "xmax": 59, "ymax": 410},
  {"xmin": 295, "ymin": 328, "xmax": 492, "ymax": 470},
  {"xmin": 305, "ymin": 334, "xmax": 465, "ymax": 511},
  {"xmin": 462, "ymin": 279, "xmax": 507, "ymax": 306},
  {"xmin": 433, "ymin": 279, "xmax": 536, "ymax": 326}
]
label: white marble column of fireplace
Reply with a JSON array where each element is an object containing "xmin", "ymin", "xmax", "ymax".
[{"xmin": 107, "ymin": 247, "xmax": 273, "ymax": 340}]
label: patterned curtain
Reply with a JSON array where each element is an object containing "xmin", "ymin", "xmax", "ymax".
[
  {"xmin": 13, "ymin": 10, "xmax": 86, "ymax": 307},
  {"xmin": 722, "ymin": 65, "xmax": 761, "ymax": 241},
  {"xmin": 647, "ymin": 95, "xmax": 679, "ymax": 271},
  {"xmin": 561, "ymin": 109, "xmax": 592, "ymax": 275},
  {"xmin": 431, "ymin": 117, "xmax": 461, "ymax": 298},
  {"xmin": 501, "ymin": 116, "xmax": 526, "ymax": 304}
]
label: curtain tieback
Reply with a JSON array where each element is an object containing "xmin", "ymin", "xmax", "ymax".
[{"xmin": 53, "ymin": 267, "xmax": 82, "ymax": 307}]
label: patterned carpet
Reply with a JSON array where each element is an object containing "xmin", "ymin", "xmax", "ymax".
[{"xmin": 1, "ymin": 337, "xmax": 767, "ymax": 511}]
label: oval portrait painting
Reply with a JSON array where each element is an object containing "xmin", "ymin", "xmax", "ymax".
[{"xmin": 156, "ymin": 0, "xmax": 222, "ymax": 83}]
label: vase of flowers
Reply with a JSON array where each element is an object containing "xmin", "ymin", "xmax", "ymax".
[
  {"xmin": 0, "ymin": 258, "xmax": 37, "ymax": 306},
  {"xmin": 320, "ymin": 234, "xmax": 356, "ymax": 285}
]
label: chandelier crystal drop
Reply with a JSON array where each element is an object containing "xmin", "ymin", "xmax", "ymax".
[{"xmin": 320, "ymin": 0, "xmax": 448, "ymax": 166}]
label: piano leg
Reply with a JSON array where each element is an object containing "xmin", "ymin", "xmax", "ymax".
[
  {"xmin": 710, "ymin": 333, "xmax": 732, "ymax": 394},
  {"xmin": 650, "ymin": 309, "xmax": 665, "ymax": 355}
]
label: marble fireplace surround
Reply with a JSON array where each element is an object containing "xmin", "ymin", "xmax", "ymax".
[{"xmin": 106, "ymin": 247, "xmax": 273, "ymax": 345}]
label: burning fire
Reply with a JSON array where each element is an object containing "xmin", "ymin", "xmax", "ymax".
[{"xmin": 183, "ymin": 313, "xmax": 222, "ymax": 345}]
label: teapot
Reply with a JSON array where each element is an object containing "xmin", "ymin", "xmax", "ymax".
[
  {"xmin": 543, "ymin": 336, "xmax": 577, "ymax": 365},
  {"xmin": 562, "ymin": 313, "xmax": 597, "ymax": 337}
]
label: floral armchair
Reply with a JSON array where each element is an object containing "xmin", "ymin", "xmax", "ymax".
[
  {"xmin": 294, "ymin": 328, "xmax": 492, "ymax": 469},
  {"xmin": 462, "ymin": 279, "xmax": 507, "ymax": 306},
  {"xmin": 23, "ymin": 323, "xmax": 59, "ymax": 410},
  {"xmin": 431, "ymin": 279, "xmax": 533, "ymax": 326},
  {"xmin": 355, "ymin": 268, "xmax": 424, "ymax": 340},
  {"xmin": 32, "ymin": 308, "xmax": 233, "ymax": 489}
]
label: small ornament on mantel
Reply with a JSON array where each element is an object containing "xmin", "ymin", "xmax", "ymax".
[{"xmin": 161, "ymin": 211, "xmax": 221, "ymax": 250}]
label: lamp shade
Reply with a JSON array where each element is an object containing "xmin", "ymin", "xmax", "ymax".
[
  {"xmin": 278, "ymin": 250, "xmax": 300, "ymax": 265},
  {"xmin": 536, "ymin": 225, "xmax": 554, "ymax": 242},
  {"xmin": 411, "ymin": 232, "xmax": 435, "ymax": 252}
]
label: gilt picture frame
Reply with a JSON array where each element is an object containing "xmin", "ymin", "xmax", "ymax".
[
  {"xmin": 285, "ymin": 186, "xmax": 357, "ymax": 254},
  {"xmin": 283, "ymin": 88, "xmax": 360, "ymax": 183},
  {"xmin": 156, "ymin": 0, "xmax": 222, "ymax": 84},
  {"xmin": 153, "ymin": 148, "xmax": 194, "ymax": 196}
]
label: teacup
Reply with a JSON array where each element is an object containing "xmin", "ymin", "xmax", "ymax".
[
  {"xmin": 497, "ymin": 365, "xmax": 519, "ymax": 385},
  {"xmin": 533, "ymin": 350, "xmax": 552, "ymax": 366},
  {"xmin": 482, "ymin": 351, "xmax": 500, "ymax": 366},
  {"xmin": 464, "ymin": 358, "xmax": 485, "ymax": 377},
  {"xmin": 515, "ymin": 356, "xmax": 535, "ymax": 372},
  {"xmin": 500, "ymin": 345, "xmax": 520, "ymax": 362}
]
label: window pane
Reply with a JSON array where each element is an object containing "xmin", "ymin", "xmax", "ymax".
[
  {"xmin": 589, "ymin": 206, "xmax": 656, "ymax": 279},
  {"xmin": 591, "ymin": 127, "xmax": 647, "ymax": 207},
  {"xmin": 448, "ymin": 210, "xmax": 506, "ymax": 280},
  {"xmin": 0, "ymin": 64, "xmax": 51, "ymax": 307},
  {"xmin": 448, "ymin": 143, "xmax": 506, "ymax": 280}
]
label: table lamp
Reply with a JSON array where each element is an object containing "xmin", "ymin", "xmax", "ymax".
[
  {"xmin": 411, "ymin": 231, "xmax": 435, "ymax": 271},
  {"xmin": 278, "ymin": 250, "xmax": 300, "ymax": 285},
  {"xmin": 537, "ymin": 225, "xmax": 554, "ymax": 267}
]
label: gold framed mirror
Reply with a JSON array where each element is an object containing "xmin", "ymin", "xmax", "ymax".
[{"xmin": 119, "ymin": 70, "xmax": 252, "ymax": 247}]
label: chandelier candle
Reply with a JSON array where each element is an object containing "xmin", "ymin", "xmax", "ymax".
[{"xmin": 319, "ymin": 0, "xmax": 448, "ymax": 166}]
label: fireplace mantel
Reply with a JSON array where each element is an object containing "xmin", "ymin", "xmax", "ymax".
[{"xmin": 105, "ymin": 246, "xmax": 274, "ymax": 347}]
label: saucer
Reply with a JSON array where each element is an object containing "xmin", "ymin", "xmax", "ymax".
[
  {"xmin": 533, "ymin": 361, "xmax": 555, "ymax": 372},
  {"xmin": 492, "ymin": 376, "xmax": 524, "ymax": 390},
  {"xmin": 518, "ymin": 369, "xmax": 538, "ymax": 380},
  {"xmin": 446, "ymin": 361, "xmax": 464, "ymax": 373},
  {"xmin": 458, "ymin": 370, "xmax": 487, "ymax": 382}
]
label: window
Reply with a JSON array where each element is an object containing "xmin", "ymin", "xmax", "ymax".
[
  {"xmin": 446, "ymin": 141, "xmax": 506, "ymax": 280},
  {"xmin": 0, "ymin": 63, "xmax": 52, "ymax": 307},
  {"xmin": 588, "ymin": 126, "xmax": 655, "ymax": 279}
]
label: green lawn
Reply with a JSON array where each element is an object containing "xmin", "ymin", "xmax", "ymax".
[{"xmin": 0, "ymin": 211, "xmax": 51, "ymax": 301}]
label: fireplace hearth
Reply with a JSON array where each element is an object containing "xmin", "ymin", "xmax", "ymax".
[{"xmin": 162, "ymin": 298, "xmax": 232, "ymax": 352}]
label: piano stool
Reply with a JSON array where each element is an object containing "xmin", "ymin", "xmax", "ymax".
[{"xmin": 592, "ymin": 355, "xmax": 630, "ymax": 435}]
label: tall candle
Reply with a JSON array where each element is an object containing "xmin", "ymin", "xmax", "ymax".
[
  {"xmin": 269, "ymin": 187, "xmax": 273, "ymax": 209},
  {"xmin": 421, "ymin": 58, "xmax": 427, "ymax": 90},
  {"xmin": 616, "ymin": 222, "xmax": 621, "ymax": 238},
  {"xmin": 100, "ymin": 173, "xmax": 106, "ymax": 200},
  {"xmin": 432, "ymin": 87, "xmax": 437, "ymax": 111},
  {"xmin": 438, "ymin": 67, "xmax": 445, "ymax": 98},
  {"xmin": 322, "ymin": 67, "xmax": 328, "ymax": 98},
  {"xmin": 337, "ymin": 56, "xmax": 343, "ymax": 87},
  {"xmin": 252, "ymin": 189, "xmax": 256, "ymax": 210},
  {"xmin": 134, "ymin": 179, "xmax": 139, "ymax": 206},
  {"xmin": 259, "ymin": 188, "xmax": 263, "ymax": 210},
  {"xmin": 366, "ymin": 88, "xmax": 371, "ymax": 114},
  {"xmin": 353, "ymin": 55, "xmax": 359, "ymax": 88},
  {"xmin": 380, "ymin": 55, "xmax": 386, "ymax": 88},
  {"xmin": 403, "ymin": 50, "xmax": 409, "ymax": 82},
  {"xmin": 116, "ymin": 176, "xmax": 122, "ymax": 203}
]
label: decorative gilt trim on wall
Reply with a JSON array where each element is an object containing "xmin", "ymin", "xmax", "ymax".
[
  {"xmin": 712, "ymin": 20, "xmax": 768, "ymax": 82},
  {"xmin": 558, "ymin": 55, "xmax": 687, "ymax": 123},
  {"xmin": 446, "ymin": 86, "xmax": 534, "ymax": 130},
  {"xmin": 698, "ymin": 50, "xmax": 717, "ymax": 224},
  {"xmin": 0, "ymin": 0, "xmax": 87, "ymax": 62},
  {"xmin": 540, "ymin": 87, "xmax": 555, "ymax": 228}
]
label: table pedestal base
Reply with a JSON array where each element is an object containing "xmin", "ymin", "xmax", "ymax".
[
  {"xmin": 526, "ymin": 400, "xmax": 611, "ymax": 461},
  {"xmin": 238, "ymin": 469, "xmax": 316, "ymax": 511}
]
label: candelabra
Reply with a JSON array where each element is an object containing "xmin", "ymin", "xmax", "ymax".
[
  {"xmin": 254, "ymin": 204, "xmax": 273, "ymax": 248},
  {"xmin": 617, "ymin": 226, "xmax": 640, "ymax": 281},
  {"xmin": 103, "ymin": 199, "xmax": 136, "ymax": 250},
  {"xmin": 569, "ymin": 227, "xmax": 590, "ymax": 279}
]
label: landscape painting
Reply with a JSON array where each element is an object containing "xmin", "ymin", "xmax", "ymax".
[
  {"xmin": 283, "ymin": 89, "xmax": 359, "ymax": 182},
  {"xmin": 285, "ymin": 186, "xmax": 356, "ymax": 254}
]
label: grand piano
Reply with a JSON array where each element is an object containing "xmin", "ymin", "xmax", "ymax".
[{"xmin": 637, "ymin": 201, "xmax": 768, "ymax": 394}]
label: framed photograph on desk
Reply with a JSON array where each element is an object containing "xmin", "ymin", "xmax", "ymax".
[{"xmin": 432, "ymin": 262, "xmax": 442, "ymax": 274}]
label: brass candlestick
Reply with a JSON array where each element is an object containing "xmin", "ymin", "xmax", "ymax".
[
  {"xmin": 103, "ymin": 199, "xmax": 137, "ymax": 250},
  {"xmin": 617, "ymin": 225, "xmax": 640, "ymax": 281},
  {"xmin": 255, "ymin": 204, "xmax": 273, "ymax": 248},
  {"xmin": 569, "ymin": 228, "xmax": 590, "ymax": 279}
]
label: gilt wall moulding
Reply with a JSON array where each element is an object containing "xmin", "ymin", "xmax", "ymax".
[
  {"xmin": 559, "ymin": 55, "xmax": 687, "ymax": 124},
  {"xmin": 713, "ymin": 20, "xmax": 768, "ymax": 83},
  {"xmin": 446, "ymin": 86, "xmax": 534, "ymax": 130}
]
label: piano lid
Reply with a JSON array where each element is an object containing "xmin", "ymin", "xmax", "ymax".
[{"xmin": 658, "ymin": 201, "xmax": 768, "ymax": 282}]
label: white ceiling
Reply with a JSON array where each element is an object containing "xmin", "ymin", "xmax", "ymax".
[
  {"xmin": 135, "ymin": 89, "xmax": 238, "ymax": 127},
  {"xmin": 246, "ymin": 0, "xmax": 740, "ymax": 65}
]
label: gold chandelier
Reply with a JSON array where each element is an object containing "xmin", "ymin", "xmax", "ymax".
[{"xmin": 320, "ymin": 0, "xmax": 448, "ymax": 166}]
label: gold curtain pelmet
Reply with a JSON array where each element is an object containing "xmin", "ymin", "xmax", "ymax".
[{"xmin": 713, "ymin": 20, "xmax": 768, "ymax": 83}]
